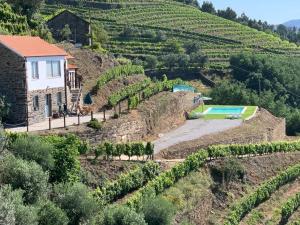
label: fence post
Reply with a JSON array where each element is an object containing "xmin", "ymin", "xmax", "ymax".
[
  {"xmin": 78, "ymin": 114, "xmax": 80, "ymax": 125},
  {"xmin": 63, "ymin": 115, "xmax": 66, "ymax": 128},
  {"xmin": 103, "ymin": 109, "xmax": 106, "ymax": 121},
  {"xmin": 91, "ymin": 111, "xmax": 94, "ymax": 120},
  {"xmin": 118, "ymin": 102, "xmax": 121, "ymax": 115},
  {"xmin": 48, "ymin": 118, "xmax": 51, "ymax": 130},
  {"xmin": 26, "ymin": 121, "xmax": 29, "ymax": 132}
]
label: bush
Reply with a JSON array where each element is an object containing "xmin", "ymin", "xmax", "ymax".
[
  {"xmin": 280, "ymin": 192, "xmax": 300, "ymax": 224},
  {"xmin": 43, "ymin": 135, "xmax": 81, "ymax": 183},
  {"xmin": 87, "ymin": 118, "xmax": 102, "ymax": 130},
  {"xmin": 53, "ymin": 182, "xmax": 99, "ymax": 225},
  {"xmin": 100, "ymin": 205, "xmax": 147, "ymax": 225},
  {"xmin": 0, "ymin": 154, "xmax": 49, "ymax": 204},
  {"xmin": 142, "ymin": 197, "xmax": 176, "ymax": 225},
  {"xmin": 37, "ymin": 200, "xmax": 69, "ymax": 225},
  {"xmin": 0, "ymin": 185, "xmax": 38, "ymax": 225},
  {"xmin": 10, "ymin": 135, "xmax": 55, "ymax": 171}
]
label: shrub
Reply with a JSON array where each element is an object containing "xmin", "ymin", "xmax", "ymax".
[
  {"xmin": 100, "ymin": 205, "xmax": 147, "ymax": 225},
  {"xmin": 87, "ymin": 118, "xmax": 102, "ymax": 130},
  {"xmin": 0, "ymin": 154, "xmax": 49, "ymax": 204},
  {"xmin": 95, "ymin": 144, "xmax": 106, "ymax": 160},
  {"xmin": 43, "ymin": 135, "xmax": 81, "ymax": 183},
  {"xmin": 10, "ymin": 135, "xmax": 55, "ymax": 171},
  {"xmin": 53, "ymin": 182, "xmax": 99, "ymax": 225},
  {"xmin": 0, "ymin": 185, "xmax": 38, "ymax": 225},
  {"xmin": 37, "ymin": 200, "xmax": 69, "ymax": 225},
  {"xmin": 142, "ymin": 197, "xmax": 176, "ymax": 225},
  {"xmin": 280, "ymin": 192, "xmax": 300, "ymax": 224}
]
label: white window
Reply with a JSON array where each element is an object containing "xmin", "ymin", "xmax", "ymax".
[
  {"xmin": 33, "ymin": 96, "xmax": 39, "ymax": 111},
  {"xmin": 31, "ymin": 62, "xmax": 39, "ymax": 79},
  {"xmin": 46, "ymin": 61, "xmax": 61, "ymax": 77},
  {"xmin": 57, "ymin": 92, "xmax": 62, "ymax": 106}
]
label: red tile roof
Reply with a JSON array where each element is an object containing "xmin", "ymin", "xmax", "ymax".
[
  {"xmin": 68, "ymin": 64, "xmax": 78, "ymax": 69},
  {"xmin": 0, "ymin": 35, "xmax": 68, "ymax": 57}
]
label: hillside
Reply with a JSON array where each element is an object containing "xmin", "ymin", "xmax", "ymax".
[
  {"xmin": 0, "ymin": 2, "xmax": 29, "ymax": 34},
  {"xmin": 284, "ymin": 19, "xmax": 300, "ymax": 28},
  {"xmin": 41, "ymin": 0, "xmax": 300, "ymax": 71}
]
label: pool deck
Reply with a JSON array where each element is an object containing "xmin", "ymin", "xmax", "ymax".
[{"xmin": 153, "ymin": 119, "xmax": 243, "ymax": 153}]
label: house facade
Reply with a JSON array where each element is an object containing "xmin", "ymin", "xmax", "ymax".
[
  {"xmin": 0, "ymin": 35, "xmax": 81, "ymax": 125},
  {"xmin": 47, "ymin": 10, "xmax": 91, "ymax": 46}
]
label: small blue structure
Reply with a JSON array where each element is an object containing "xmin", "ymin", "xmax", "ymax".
[{"xmin": 173, "ymin": 84, "xmax": 195, "ymax": 93}]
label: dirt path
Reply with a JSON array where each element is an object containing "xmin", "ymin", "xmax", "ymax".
[
  {"xmin": 240, "ymin": 179, "xmax": 300, "ymax": 225},
  {"xmin": 288, "ymin": 207, "xmax": 300, "ymax": 224},
  {"xmin": 153, "ymin": 119, "xmax": 242, "ymax": 153}
]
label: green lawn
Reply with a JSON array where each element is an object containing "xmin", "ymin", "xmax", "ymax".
[{"xmin": 191, "ymin": 105, "xmax": 258, "ymax": 120}]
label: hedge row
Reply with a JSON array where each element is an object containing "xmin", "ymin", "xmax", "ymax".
[
  {"xmin": 128, "ymin": 77, "xmax": 186, "ymax": 109},
  {"xmin": 280, "ymin": 192, "xmax": 300, "ymax": 224},
  {"xmin": 126, "ymin": 150, "xmax": 208, "ymax": 210},
  {"xmin": 95, "ymin": 142, "xmax": 154, "ymax": 160},
  {"xmin": 94, "ymin": 161, "xmax": 160, "ymax": 205},
  {"xmin": 224, "ymin": 163, "xmax": 300, "ymax": 225},
  {"xmin": 125, "ymin": 141, "xmax": 300, "ymax": 211},
  {"xmin": 96, "ymin": 64, "xmax": 144, "ymax": 91},
  {"xmin": 108, "ymin": 78, "xmax": 151, "ymax": 107},
  {"xmin": 207, "ymin": 141, "xmax": 300, "ymax": 158}
]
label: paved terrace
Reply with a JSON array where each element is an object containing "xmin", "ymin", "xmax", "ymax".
[
  {"xmin": 153, "ymin": 119, "xmax": 243, "ymax": 153},
  {"xmin": 5, "ymin": 113, "xmax": 106, "ymax": 133}
]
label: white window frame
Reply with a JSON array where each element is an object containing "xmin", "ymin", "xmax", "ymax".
[
  {"xmin": 46, "ymin": 61, "xmax": 61, "ymax": 78},
  {"xmin": 31, "ymin": 61, "xmax": 39, "ymax": 79},
  {"xmin": 33, "ymin": 95, "xmax": 39, "ymax": 111}
]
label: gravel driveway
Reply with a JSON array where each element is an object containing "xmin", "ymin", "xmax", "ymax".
[{"xmin": 153, "ymin": 119, "xmax": 242, "ymax": 153}]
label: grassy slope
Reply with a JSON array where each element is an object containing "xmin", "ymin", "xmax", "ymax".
[{"xmin": 42, "ymin": 1, "xmax": 300, "ymax": 70}]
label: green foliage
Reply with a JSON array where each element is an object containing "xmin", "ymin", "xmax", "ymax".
[
  {"xmin": 31, "ymin": 23, "xmax": 54, "ymax": 42},
  {"xmin": 0, "ymin": 154, "xmax": 49, "ymax": 204},
  {"xmin": 94, "ymin": 161, "xmax": 160, "ymax": 205},
  {"xmin": 142, "ymin": 197, "xmax": 176, "ymax": 225},
  {"xmin": 59, "ymin": 24, "xmax": 72, "ymax": 41},
  {"xmin": 37, "ymin": 200, "xmax": 69, "ymax": 225},
  {"xmin": 108, "ymin": 78, "xmax": 151, "ymax": 107},
  {"xmin": 92, "ymin": 23, "xmax": 109, "ymax": 44},
  {"xmin": 94, "ymin": 141, "xmax": 154, "ymax": 160},
  {"xmin": 87, "ymin": 118, "xmax": 102, "ymax": 130},
  {"xmin": 6, "ymin": 0, "xmax": 44, "ymax": 18},
  {"xmin": 128, "ymin": 94, "xmax": 140, "ymax": 110},
  {"xmin": 224, "ymin": 163, "xmax": 300, "ymax": 225},
  {"xmin": 100, "ymin": 205, "xmax": 147, "ymax": 225},
  {"xmin": 0, "ymin": 95, "xmax": 10, "ymax": 122},
  {"xmin": 10, "ymin": 135, "xmax": 55, "ymax": 171},
  {"xmin": 43, "ymin": 135, "xmax": 81, "ymax": 183},
  {"xmin": 96, "ymin": 64, "xmax": 144, "ymax": 91},
  {"xmin": 53, "ymin": 182, "xmax": 99, "ymax": 225},
  {"xmin": 280, "ymin": 192, "xmax": 300, "ymax": 224},
  {"xmin": 0, "ymin": 2, "xmax": 29, "ymax": 34},
  {"xmin": 0, "ymin": 185, "xmax": 38, "ymax": 225},
  {"xmin": 126, "ymin": 141, "xmax": 300, "ymax": 210}
]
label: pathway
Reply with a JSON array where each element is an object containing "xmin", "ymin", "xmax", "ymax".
[
  {"xmin": 5, "ymin": 112, "xmax": 106, "ymax": 133},
  {"xmin": 153, "ymin": 119, "xmax": 243, "ymax": 153}
]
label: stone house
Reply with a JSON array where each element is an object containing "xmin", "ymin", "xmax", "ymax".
[
  {"xmin": 47, "ymin": 10, "xmax": 91, "ymax": 46},
  {"xmin": 0, "ymin": 35, "xmax": 82, "ymax": 125}
]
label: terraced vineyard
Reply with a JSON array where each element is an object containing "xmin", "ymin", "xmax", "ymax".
[{"xmin": 42, "ymin": 1, "xmax": 300, "ymax": 70}]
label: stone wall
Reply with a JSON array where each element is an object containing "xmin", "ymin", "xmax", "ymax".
[
  {"xmin": 47, "ymin": 10, "xmax": 91, "ymax": 46},
  {"xmin": 27, "ymin": 87, "xmax": 66, "ymax": 124},
  {"xmin": 100, "ymin": 92, "xmax": 199, "ymax": 143},
  {"xmin": 0, "ymin": 44, "xmax": 27, "ymax": 124}
]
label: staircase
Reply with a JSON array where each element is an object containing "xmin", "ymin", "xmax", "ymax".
[{"xmin": 70, "ymin": 87, "xmax": 82, "ymax": 113}]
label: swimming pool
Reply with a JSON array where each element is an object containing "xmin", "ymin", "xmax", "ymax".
[{"xmin": 204, "ymin": 107, "xmax": 246, "ymax": 115}]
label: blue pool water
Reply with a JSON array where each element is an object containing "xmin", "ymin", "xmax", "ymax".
[{"xmin": 205, "ymin": 107, "xmax": 246, "ymax": 115}]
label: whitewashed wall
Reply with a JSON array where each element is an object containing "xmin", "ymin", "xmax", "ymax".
[{"xmin": 26, "ymin": 56, "xmax": 66, "ymax": 91}]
